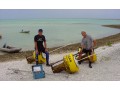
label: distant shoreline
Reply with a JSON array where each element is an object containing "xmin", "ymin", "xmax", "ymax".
[
  {"xmin": 102, "ymin": 25, "xmax": 120, "ymax": 29},
  {"xmin": 0, "ymin": 24, "xmax": 120, "ymax": 62}
]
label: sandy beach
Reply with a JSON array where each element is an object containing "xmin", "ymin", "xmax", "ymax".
[{"xmin": 0, "ymin": 42, "xmax": 120, "ymax": 81}]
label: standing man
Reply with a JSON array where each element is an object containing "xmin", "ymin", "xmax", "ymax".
[
  {"xmin": 34, "ymin": 29, "xmax": 50, "ymax": 66},
  {"xmin": 78, "ymin": 31, "xmax": 96, "ymax": 68}
]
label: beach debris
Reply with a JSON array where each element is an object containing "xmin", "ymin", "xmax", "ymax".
[
  {"xmin": 7, "ymin": 68, "xmax": 32, "ymax": 75},
  {"xmin": 8, "ymin": 68, "xmax": 31, "ymax": 73},
  {"xmin": 65, "ymin": 74, "xmax": 70, "ymax": 79},
  {"xmin": 100, "ymin": 56, "xmax": 111, "ymax": 61},
  {"xmin": 26, "ymin": 56, "xmax": 35, "ymax": 64},
  {"xmin": 102, "ymin": 47, "xmax": 106, "ymax": 50},
  {"xmin": 106, "ymin": 41, "xmax": 113, "ymax": 47}
]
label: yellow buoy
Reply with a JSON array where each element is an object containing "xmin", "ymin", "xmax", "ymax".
[
  {"xmin": 51, "ymin": 53, "xmax": 79, "ymax": 74},
  {"xmin": 64, "ymin": 53, "xmax": 79, "ymax": 73},
  {"xmin": 88, "ymin": 53, "xmax": 97, "ymax": 63},
  {"xmin": 33, "ymin": 51, "xmax": 46, "ymax": 64}
]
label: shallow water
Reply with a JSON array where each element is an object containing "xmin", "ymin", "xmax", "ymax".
[{"xmin": 0, "ymin": 18, "xmax": 120, "ymax": 51}]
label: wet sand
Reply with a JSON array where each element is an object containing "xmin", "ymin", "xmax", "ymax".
[{"xmin": 0, "ymin": 25, "xmax": 120, "ymax": 62}]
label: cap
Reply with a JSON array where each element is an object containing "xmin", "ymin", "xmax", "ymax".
[{"xmin": 38, "ymin": 29, "xmax": 43, "ymax": 32}]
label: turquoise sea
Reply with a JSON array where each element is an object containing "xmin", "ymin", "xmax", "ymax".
[{"xmin": 0, "ymin": 18, "xmax": 120, "ymax": 51}]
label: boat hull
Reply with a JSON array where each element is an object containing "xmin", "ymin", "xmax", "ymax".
[{"xmin": 0, "ymin": 47, "xmax": 22, "ymax": 53}]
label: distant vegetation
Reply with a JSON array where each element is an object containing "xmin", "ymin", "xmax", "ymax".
[{"xmin": 103, "ymin": 25, "xmax": 120, "ymax": 29}]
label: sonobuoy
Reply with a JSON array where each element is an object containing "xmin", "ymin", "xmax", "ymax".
[{"xmin": 51, "ymin": 53, "xmax": 79, "ymax": 74}]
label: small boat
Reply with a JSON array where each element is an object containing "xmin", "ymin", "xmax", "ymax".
[
  {"xmin": 20, "ymin": 30, "xmax": 30, "ymax": 34},
  {"xmin": 0, "ymin": 45, "xmax": 22, "ymax": 53}
]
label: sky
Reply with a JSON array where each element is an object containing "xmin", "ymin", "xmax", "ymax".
[{"xmin": 0, "ymin": 9, "xmax": 120, "ymax": 19}]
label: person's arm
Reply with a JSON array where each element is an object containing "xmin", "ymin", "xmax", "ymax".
[
  {"xmin": 34, "ymin": 41, "xmax": 38, "ymax": 53},
  {"xmin": 44, "ymin": 41, "xmax": 47, "ymax": 48},
  {"xmin": 44, "ymin": 41, "xmax": 48, "ymax": 52},
  {"xmin": 43, "ymin": 36, "xmax": 47, "ymax": 51},
  {"xmin": 93, "ymin": 40, "xmax": 96, "ymax": 47},
  {"xmin": 81, "ymin": 39, "xmax": 85, "ymax": 50},
  {"xmin": 34, "ymin": 36, "xmax": 38, "ymax": 53},
  {"xmin": 90, "ymin": 35, "xmax": 96, "ymax": 48}
]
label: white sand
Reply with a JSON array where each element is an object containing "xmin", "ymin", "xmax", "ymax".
[{"xmin": 0, "ymin": 43, "xmax": 120, "ymax": 81}]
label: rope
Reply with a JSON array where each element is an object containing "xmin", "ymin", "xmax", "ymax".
[
  {"xmin": 49, "ymin": 43, "xmax": 73, "ymax": 54},
  {"xmin": 8, "ymin": 68, "xmax": 32, "ymax": 73}
]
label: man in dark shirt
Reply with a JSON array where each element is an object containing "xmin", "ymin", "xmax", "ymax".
[{"xmin": 34, "ymin": 29, "xmax": 50, "ymax": 66}]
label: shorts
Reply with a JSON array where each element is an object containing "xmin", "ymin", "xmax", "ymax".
[
  {"xmin": 82, "ymin": 49, "xmax": 92, "ymax": 55},
  {"xmin": 35, "ymin": 47, "xmax": 45, "ymax": 53}
]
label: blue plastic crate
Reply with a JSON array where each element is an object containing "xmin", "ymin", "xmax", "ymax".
[{"xmin": 32, "ymin": 64, "xmax": 45, "ymax": 79}]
